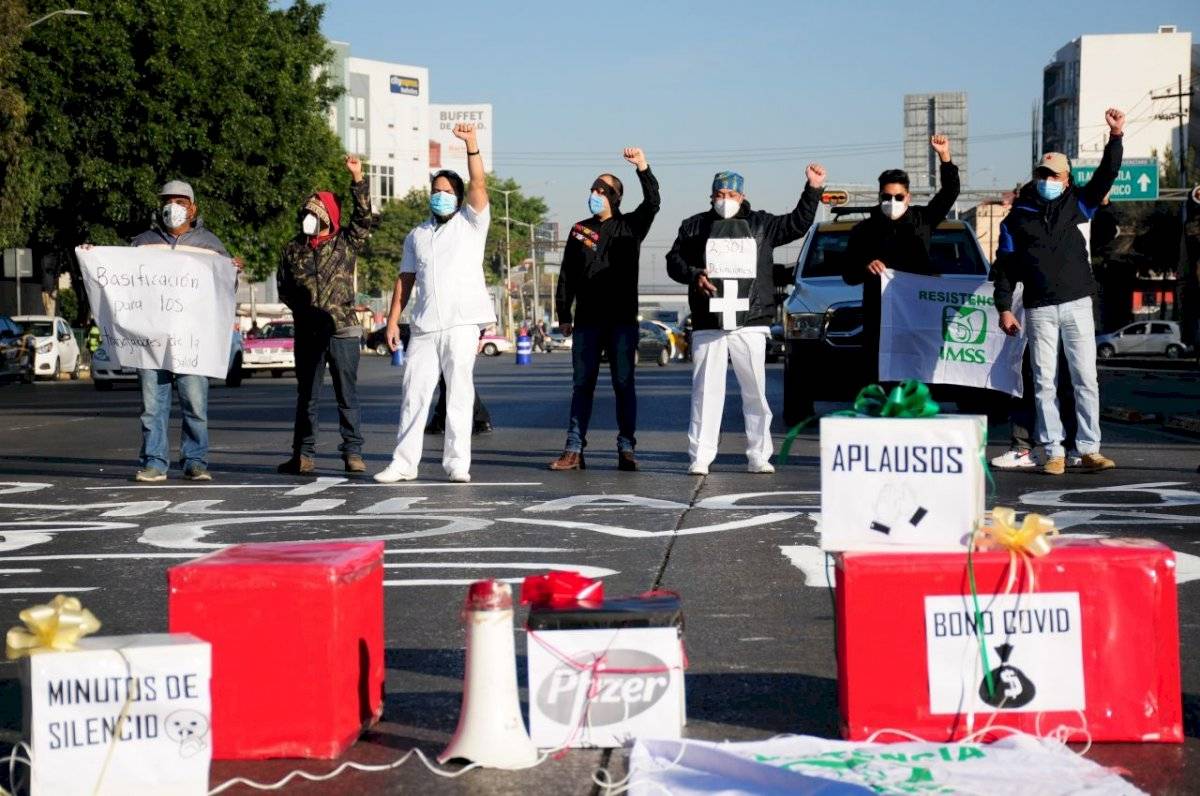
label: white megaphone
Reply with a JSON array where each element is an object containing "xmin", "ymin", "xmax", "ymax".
[{"xmin": 439, "ymin": 579, "xmax": 539, "ymax": 769}]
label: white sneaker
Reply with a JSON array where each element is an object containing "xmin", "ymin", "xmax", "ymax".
[
  {"xmin": 747, "ymin": 461, "xmax": 776, "ymax": 474},
  {"xmin": 374, "ymin": 462, "xmax": 417, "ymax": 483},
  {"xmin": 688, "ymin": 463, "xmax": 709, "ymax": 476},
  {"xmin": 1066, "ymin": 450, "xmax": 1083, "ymax": 468},
  {"xmin": 990, "ymin": 449, "xmax": 1036, "ymax": 470},
  {"xmin": 448, "ymin": 471, "xmax": 471, "ymax": 483}
]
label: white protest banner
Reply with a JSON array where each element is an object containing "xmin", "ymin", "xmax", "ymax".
[
  {"xmin": 23, "ymin": 634, "xmax": 211, "ymax": 795},
  {"xmin": 879, "ymin": 270, "xmax": 1025, "ymax": 397},
  {"xmin": 77, "ymin": 246, "xmax": 236, "ymax": 379},
  {"xmin": 704, "ymin": 238, "xmax": 757, "ymax": 279},
  {"xmin": 924, "ymin": 592, "xmax": 1085, "ymax": 715}
]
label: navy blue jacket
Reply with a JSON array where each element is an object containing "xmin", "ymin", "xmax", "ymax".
[{"xmin": 993, "ymin": 135, "xmax": 1123, "ymax": 312}]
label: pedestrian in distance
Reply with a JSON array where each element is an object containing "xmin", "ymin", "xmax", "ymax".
[
  {"xmin": 843, "ymin": 135, "xmax": 960, "ymax": 386},
  {"xmin": 376, "ymin": 124, "xmax": 494, "ymax": 484},
  {"xmin": 666, "ymin": 163, "xmax": 825, "ymax": 475},
  {"xmin": 550, "ymin": 147, "xmax": 660, "ymax": 472},
  {"xmin": 276, "ymin": 156, "xmax": 374, "ymax": 476},
  {"xmin": 993, "ymin": 109, "xmax": 1127, "ymax": 475}
]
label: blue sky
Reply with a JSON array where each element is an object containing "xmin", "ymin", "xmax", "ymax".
[{"xmin": 319, "ymin": 0, "xmax": 1199, "ymax": 275}]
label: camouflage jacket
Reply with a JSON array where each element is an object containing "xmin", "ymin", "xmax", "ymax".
[{"xmin": 277, "ymin": 178, "xmax": 372, "ymax": 332}]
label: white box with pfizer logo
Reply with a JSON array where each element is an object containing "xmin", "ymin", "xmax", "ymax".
[
  {"xmin": 819, "ymin": 415, "xmax": 986, "ymax": 551},
  {"xmin": 20, "ymin": 633, "xmax": 212, "ymax": 796},
  {"xmin": 525, "ymin": 595, "xmax": 685, "ymax": 749}
]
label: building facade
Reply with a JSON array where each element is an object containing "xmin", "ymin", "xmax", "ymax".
[
  {"xmin": 903, "ymin": 93, "xmax": 968, "ymax": 189},
  {"xmin": 1042, "ymin": 27, "xmax": 1192, "ymax": 164},
  {"xmin": 429, "ymin": 104, "xmax": 493, "ymax": 176}
]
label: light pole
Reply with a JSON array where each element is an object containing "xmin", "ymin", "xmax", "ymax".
[
  {"xmin": 26, "ymin": 8, "xmax": 90, "ymax": 28},
  {"xmin": 488, "ymin": 187, "xmax": 518, "ymax": 338}
]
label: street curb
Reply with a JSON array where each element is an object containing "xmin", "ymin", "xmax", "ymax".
[
  {"xmin": 1163, "ymin": 414, "xmax": 1200, "ymax": 436},
  {"xmin": 1101, "ymin": 406, "xmax": 1159, "ymax": 424}
]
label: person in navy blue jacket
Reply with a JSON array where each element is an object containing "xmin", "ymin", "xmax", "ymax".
[{"xmin": 992, "ymin": 108, "xmax": 1125, "ymax": 475}]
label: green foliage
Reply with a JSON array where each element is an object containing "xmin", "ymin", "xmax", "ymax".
[
  {"xmin": 0, "ymin": 0, "xmax": 32, "ymax": 249},
  {"xmin": 57, "ymin": 286, "xmax": 77, "ymax": 322},
  {"xmin": 14, "ymin": 0, "xmax": 346, "ymax": 284},
  {"xmin": 486, "ymin": 174, "xmax": 549, "ymax": 275}
]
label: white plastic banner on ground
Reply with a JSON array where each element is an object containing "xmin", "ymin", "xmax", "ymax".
[
  {"xmin": 879, "ymin": 270, "xmax": 1025, "ymax": 397},
  {"xmin": 628, "ymin": 735, "xmax": 1144, "ymax": 796},
  {"xmin": 77, "ymin": 245, "xmax": 236, "ymax": 379}
]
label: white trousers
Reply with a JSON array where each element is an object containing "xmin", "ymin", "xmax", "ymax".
[
  {"xmin": 688, "ymin": 326, "xmax": 773, "ymax": 469},
  {"xmin": 390, "ymin": 324, "xmax": 479, "ymax": 476}
]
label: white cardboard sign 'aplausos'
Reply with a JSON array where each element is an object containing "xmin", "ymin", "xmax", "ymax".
[
  {"xmin": 819, "ymin": 415, "xmax": 985, "ymax": 551},
  {"xmin": 23, "ymin": 633, "xmax": 211, "ymax": 796},
  {"xmin": 704, "ymin": 238, "xmax": 757, "ymax": 279},
  {"xmin": 77, "ymin": 246, "xmax": 236, "ymax": 379},
  {"xmin": 925, "ymin": 592, "xmax": 1085, "ymax": 715},
  {"xmin": 527, "ymin": 627, "xmax": 684, "ymax": 749}
]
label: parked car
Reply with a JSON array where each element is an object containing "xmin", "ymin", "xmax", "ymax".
[
  {"xmin": 13, "ymin": 315, "xmax": 81, "ymax": 380},
  {"xmin": 93, "ymin": 325, "xmax": 244, "ymax": 390},
  {"xmin": 640, "ymin": 319, "xmax": 687, "ymax": 361},
  {"xmin": 0, "ymin": 316, "xmax": 35, "ymax": 385},
  {"xmin": 636, "ymin": 324, "xmax": 671, "ymax": 367},
  {"xmin": 1096, "ymin": 321, "xmax": 1187, "ymax": 359},
  {"xmin": 479, "ymin": 333, "xmax": 513, "ymax": 357},
  {"xmin": 242, "ymin": 321, "xmax": 296, "ymax": 377},
  {"xmin": 780, "ymin": 213, "xmax": 993, "ymax": 424},
  {"xmin": 546, "ymin": 330, "xmax": 573, "ymax": 352},
  {"xmin": 365, "ymin": 323, "xmax": 411, "ymax": 356}
]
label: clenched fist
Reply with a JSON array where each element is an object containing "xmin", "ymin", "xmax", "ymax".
[
  {"xmin": 623, "ymin": 147, "xmax": 648, "ymax": 171},
  {"xmin": 452, "ymin": 123, "xmax": 478, "ymax": 146},
  {"xmin": 1105, "ymin": 108, "xmax": 1125, "ymax": 135},
  {"xmin": 345, "ymin": 155, "xmax": 363, "ymax": 181},
  {"xmin": 806, "ymin": 162, "xmax": 827, "ymax": 189},
  {"xmin": 930, "ymin": 134, "xmax": 951, "ymax": 162}
]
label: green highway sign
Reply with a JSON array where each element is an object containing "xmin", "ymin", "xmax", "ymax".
[{"xmin": 1070, "ymin": 158, "xmax": 1158, "ymax": 201}]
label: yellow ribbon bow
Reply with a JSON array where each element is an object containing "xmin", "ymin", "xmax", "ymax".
[
  {"xmin": 5, "ymin": 595, "xmax": 101, "ymax": 660},
  {"xmin": 976, "ymin": 507, "xmax": 1058, "ymax": 558}
]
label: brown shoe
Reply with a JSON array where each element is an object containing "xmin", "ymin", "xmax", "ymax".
[
  {"xmin": 618, "ymin": 450, "xmax": 638, "ymax": 472},
  {"xmin": 277, "ymin": 455, "xmax": 315, "ymax": 475},
  {"xmin": 1079, "ymin": 452, "xmax": 1116, "ymax": 472},
  {"xmin": 343, "ymin": 454, "xmax": 367, "ymax": 473},
  {"xmin": 1043, "ymin": 456, "xmax": 1066, "ymax": 476},
  {"xmin": 549, "ymin": 451, "xmax": 586, "ymax": 471}
]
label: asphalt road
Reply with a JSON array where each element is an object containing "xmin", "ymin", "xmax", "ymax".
[{"xmin": 0, "ymin": 352, "xmax": 1197, "ymax": 794}]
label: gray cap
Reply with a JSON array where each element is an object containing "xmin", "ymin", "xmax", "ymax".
[{"xmin": 158, "ymin": 180, "xmax": 194, "ymax": 202}]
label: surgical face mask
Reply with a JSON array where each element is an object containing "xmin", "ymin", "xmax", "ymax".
[
  {"xmin": 880, "ymin": 197, "xmax": 908, "ymax": 220},
  {"xmin": 713, "ymin": 198, "xmax": 740, "ymax": 219},
  {"xmin": 161, "ymin": 203, "xmax": 188, "ymax": 229},
  {"xmin": 1037, "ymin": 178, "xmax": 1065, "ymax": 201},
  {"xmin": 301, "ymin": 213, "xmax": 319, "ymax": 236},
  {"xmin": 430, "ymin": 191, "xmax": 458, "ymax": 217},
  {"xmin": 588, "ymin": 192, "xmax": 607, "ymax": 216}
]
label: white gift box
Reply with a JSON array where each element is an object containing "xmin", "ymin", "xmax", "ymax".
[
  {"xmin": 526, "ymin": 626, "xmax": 685, "ymax": 749},
  {"xmin": 819, "ymin": 415, "xmax": 986, "ymax": 551},
  {"xmin": 21, "ymin": 633, "xmax": 211, "ymax": 796}
]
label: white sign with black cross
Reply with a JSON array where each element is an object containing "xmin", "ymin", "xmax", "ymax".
[
  {"xmin": 924, "ymin": 592, "xmax": 1085, "ymax": 715},
  {"xmin": 705, "ymin": 238, "xmax": 756, "ymax": 330}
]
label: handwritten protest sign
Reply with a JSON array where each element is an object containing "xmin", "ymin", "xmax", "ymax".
[
  {"xmin": 77, "ymin": 246, "xmax": 237, "ymax": 379},
  {"xmin": 704, "ymin": 238, "xmax": 757, "ymax": 279}
]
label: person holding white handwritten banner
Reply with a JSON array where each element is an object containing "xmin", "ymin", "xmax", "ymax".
[
  {"xmin": 276, "ymin": 156, "xmax": 374, "ymax": 476},
  {"xmin": 126, "ymin": 180, "xmax": 241, "ymax": 482},
  {"xmin": 666, "ymin": 165, "xmax": 825, "ymax": 475}
]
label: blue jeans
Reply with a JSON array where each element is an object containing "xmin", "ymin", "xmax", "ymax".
[
  {"xmin": 292, "ymin": 331, "xmax": 363, "ymax": 457},
  {"xmin": 1026, "ymin": 297, "xmax": 1101, "ymax": 458},
  {"xmin": 138, "ymin": 369, "xmax": 208, "ymax": 472},
  {"xmin": 565, "ymin": 324, "xmax": 637, "ymax": 452}
]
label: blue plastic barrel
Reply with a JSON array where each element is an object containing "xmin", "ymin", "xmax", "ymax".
[{"xmin": 515, "ymin": 334, "xmax": 532, "ymax": 365}]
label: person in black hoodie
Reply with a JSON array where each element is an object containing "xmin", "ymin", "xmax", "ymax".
[
  {"xmin": 994, "ymin": 108, "xmax": 1125, "ymax": 475},
  {"xmin": 550, "ymin": 148, "xmax": 660, "ymax": 472},
  {"xmin": 843, "ymin": 135, "xmax": 959, "ymax": 385},
  {"xmin": 667, "ymin": 164, "xmax": 825, "ymax": 475}
]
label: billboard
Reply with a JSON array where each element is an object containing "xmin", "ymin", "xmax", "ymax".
[{"xmin": 429, "ymin": 104, "xmax": 493, "ymax": 175}]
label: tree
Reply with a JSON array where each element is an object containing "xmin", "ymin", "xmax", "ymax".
[
  {"xmin": 0, "ymin": 0, "xmax": 32, "ymax": 250},
  {"xmin": 15, "ymin": 0, "xmax": 346, "ymax": 290},
  {"xmin": 485, "ymin": 174, "xmax": 549, "ymax": 280}
]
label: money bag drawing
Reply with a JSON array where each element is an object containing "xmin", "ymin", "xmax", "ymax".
[
  {"xmin": 165, "ymin": 709, "xmax": 210, "ymax": 758},
  {"xmin": 978, "ymin": 643, "xmax": 1036, "ymax": 709}
]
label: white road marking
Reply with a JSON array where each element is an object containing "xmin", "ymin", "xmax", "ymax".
[
  {"xmin": 779, "ymin": 545, "xmax": 834, "ymax": 589},
  {"xmin": 383, "ymin": 563, "xmax": 616, "ymax": 578},
  {"xmin": 0, "ymin": 553, "xmax": 197, "ymax": 561},
  {"xmin": 0, "ymin": 483, "xmax": 53, "ymax": 496},
  {"xmin": 1020, "ymin": 482, "xmax": 1200, "ymax": 508},
  {"xmin": 387, "ymin": 579, "xmax": 529, "ymax": 587},
  {"xmin": 138, "ymin": 514, "xmax": 493, "ymax": 549},
  {"xmin": 0, "ymin": 587, "xmax": 97, "ymax": 594},
  {"xmin": 0, "ymin": 548, "xmax": 578, "ymax": 562},
  {"xmin": 505, "ymin": 512, "xmax": 800, "ymax": 539},
  {"xmin": 4, "ymin": 417, "xmax": 90, "ymax": 433},
  {"xmin": 88, "ymin": 482, "xmax": 543, "ymax": 490},
  {"xmin": 526, "ymin": 494, "xmax": 690, "ymax": 512},
  {"xmin": 0, "ymin": 568, "xmax": 41, "ymax": 573},
  {"xmin": 694, "ymin": 491, "xmax": 820, "ymax": 510}
]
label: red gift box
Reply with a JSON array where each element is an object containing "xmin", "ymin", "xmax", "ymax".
[
  {"xmin": 168, "ymin": 541, "xmax": 385, "ymax": 759},
  {"xmin": 836, "ymin": 537, "xmax": 1181, "ymax": 743}
]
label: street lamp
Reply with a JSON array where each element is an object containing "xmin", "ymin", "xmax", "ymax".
[
  {"xmin": 488, "ymin": 186, "xmax": 518, "ymax": 338},
  {"xmin": 26, "ymin": 8, "xmax": 90, "ymax": 28}
]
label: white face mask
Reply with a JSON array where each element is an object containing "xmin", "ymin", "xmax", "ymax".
[
  {"xmin": 880, "ymin": 198, "xmax": 908, "ymax": 220},
  {"xmin": 161, "ymin": 203, "xmax": 189, "ymax": 229},
  {"xmin": 301, "ymin": 214, "xmax": 319, "ymax": 236},
  {"xmin": 713, "ymin": 198, "xmax": 741, "ymax": 219}
]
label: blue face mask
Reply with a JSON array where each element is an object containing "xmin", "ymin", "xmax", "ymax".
[
  {"xmin": 430, "ymin": 191, "xmax": 458, "ymax": 217},
  {"xmin": 1036, "ymin": 179, "xmax": 1065, "ymax": 201},
  {"xmin": 588, "ymin": 192, "xmax": 606, "ymax": 216}
]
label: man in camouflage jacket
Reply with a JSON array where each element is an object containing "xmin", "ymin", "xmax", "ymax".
[{"xmin": 276, "ymin": 156, "xmax": 373, "ymax": 475}]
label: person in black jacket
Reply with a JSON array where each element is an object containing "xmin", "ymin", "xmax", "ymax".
[
  {"xmin": 551, "ymin": 148, "xmax": 660, "ymax": 472},
  {"xmin": 667, "ymin": 164, "xmax": 826, "ymax": 475},
  {"xmin": 994, "ymin": 108, "xmax": 1126, "ymax": 475},
  {"xmin": 844, "ymin": 135, "xmax": 959, "ymax": 385}
]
